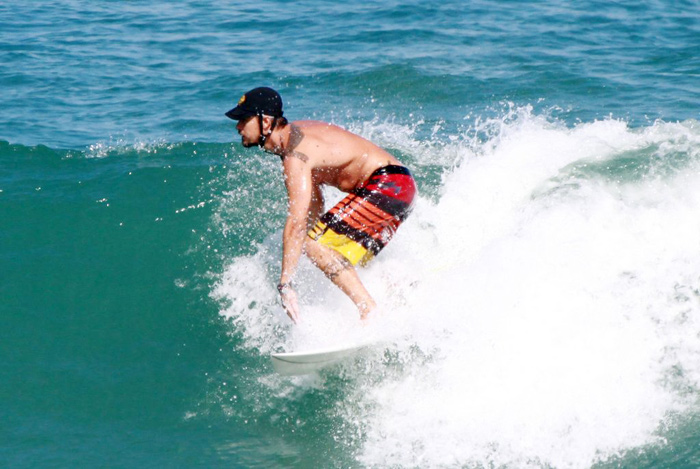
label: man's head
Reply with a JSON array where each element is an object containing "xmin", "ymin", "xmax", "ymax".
[
  {"xmin": 225, "ymin": 87, "xmax": 283, "ymax": 120},
  {"xmin": 226, "ymin": 87, "xmax": 284, "ymax": 148}
]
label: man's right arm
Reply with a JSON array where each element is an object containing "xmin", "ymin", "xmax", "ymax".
[{"xmin": 307, "ymin": 183, "xmax": 324, "ymax": 229}]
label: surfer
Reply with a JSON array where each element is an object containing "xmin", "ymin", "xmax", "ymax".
[{"xmin": 226, "ymin": 87, "xmax": 416, "ymax": 323}]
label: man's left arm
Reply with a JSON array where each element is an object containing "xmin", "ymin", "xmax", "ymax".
[{"xmin": 278, "ymin": 157, "xmax": 313, "ymax": 322}]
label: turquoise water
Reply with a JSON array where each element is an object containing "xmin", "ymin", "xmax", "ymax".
[{"xmin": 2, "ymin": 1, "xmax": 700, "ymax": 467}]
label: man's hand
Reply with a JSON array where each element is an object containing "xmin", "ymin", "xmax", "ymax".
[{"xmin": 278, "ymin": 283, "xmax": 300, "ymax": 323}]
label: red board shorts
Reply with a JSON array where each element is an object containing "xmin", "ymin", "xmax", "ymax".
[{"xmin": 308, "ymin": 165, "xmax": 416, "ymax": 266}]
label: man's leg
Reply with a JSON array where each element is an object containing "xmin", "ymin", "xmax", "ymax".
[{"xmin": 304, "ymin": 238, "xmax": 376, "ymax": 319}]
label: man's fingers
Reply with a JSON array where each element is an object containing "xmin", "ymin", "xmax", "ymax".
[{"xmin": 281, "ymin": 288, "xmax": 300, "ymax": 324}]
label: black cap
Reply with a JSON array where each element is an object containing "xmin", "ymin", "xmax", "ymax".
[{"xmin": 225, "ymin": 87, "xmax": 283, "ymax": 120}]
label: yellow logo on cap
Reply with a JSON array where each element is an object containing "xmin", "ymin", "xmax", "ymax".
[{"xmin": 238, "ymin": 95, "xmax": 246, "ymax": 105}]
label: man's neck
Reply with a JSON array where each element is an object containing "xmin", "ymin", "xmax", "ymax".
[
  {"xmin": 265, "ymin": 123, "xmax": 300, "ymax": 157},
  {"xmin": 263, "ymin": 124, "xmax": 288, "ymax": 155}
]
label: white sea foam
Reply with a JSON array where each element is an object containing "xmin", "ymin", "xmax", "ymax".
[{"xmin": 214, "ymin": 111, "xmax": 700, "ymax": 468}]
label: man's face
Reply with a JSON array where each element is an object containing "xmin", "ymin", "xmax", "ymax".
[{"xmin": 236, "ymin": 115, "xmax": 260, "ymax": 148}]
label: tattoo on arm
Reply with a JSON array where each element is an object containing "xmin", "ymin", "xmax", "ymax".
[
  {"xmin": 281, "ymin": 124, "xmax": 309, "ymax": 162},
  {"xmin": 288, "ymin": 150, "xmax": 309, "ymax": 162}
]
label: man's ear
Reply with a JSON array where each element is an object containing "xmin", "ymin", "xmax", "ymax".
[{"xmin": 262, "ymin": 115, "xmax": 275, "ymax": 133}]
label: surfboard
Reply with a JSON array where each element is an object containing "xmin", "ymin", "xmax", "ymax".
[{"xmin": 270, "ymin": 342, "xmax": 375, "ymax": 376}]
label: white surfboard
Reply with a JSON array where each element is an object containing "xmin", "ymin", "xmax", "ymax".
[{"xmin": 270, "ymin": 342, "xmax": 375, "ymax": 376}]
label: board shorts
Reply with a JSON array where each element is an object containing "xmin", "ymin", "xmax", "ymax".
[{"xmin": 308, "ymin": 165, "xmax": 416, "ymax": 266}]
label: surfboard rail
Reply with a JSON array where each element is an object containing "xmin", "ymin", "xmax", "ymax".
[{"xmin": 270, "ymin": 342, "xmax": 375, "ymax": 375}]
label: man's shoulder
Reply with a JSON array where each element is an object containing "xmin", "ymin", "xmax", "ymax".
[
  {"xmin": 291, "ymin": 120, "xmax": 337, "ymax": 130},
  {"xmin": 291, "ymin": 120, "xmax": 355, "ymax": 145}
]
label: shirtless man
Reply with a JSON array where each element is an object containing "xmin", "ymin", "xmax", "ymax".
[{"xmin": 226, "ymin": 87, "xmax": 416, "ymax": 323}]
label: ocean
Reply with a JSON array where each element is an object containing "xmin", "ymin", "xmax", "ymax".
[{"xmin": 2, "ymin": 1, "xmax": 699, "ymax": 467}]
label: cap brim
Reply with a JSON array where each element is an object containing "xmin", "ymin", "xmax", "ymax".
[{"xmin": 225, "ymin": 106, "xmax": 255, "ymax": 120}]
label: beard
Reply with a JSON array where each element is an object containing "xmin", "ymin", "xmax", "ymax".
[{"xmin": 241, "ymin": 134, "xmax": 261, "ymax": 148}]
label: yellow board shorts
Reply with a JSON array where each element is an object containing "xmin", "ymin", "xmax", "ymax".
[{"xmin": 307, "ymin": 165, "xmax": 416, "ymax": 266}]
